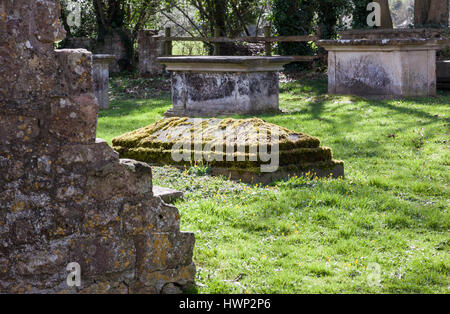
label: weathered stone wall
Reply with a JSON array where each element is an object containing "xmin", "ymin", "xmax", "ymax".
[
  {"xmin": 138, "ymin": 30, "xmax": 165, "ymax": 76},
  {"xmin": 63, "ymin": 37, "xmax": 96, "ymax": 52},
  {"xmin": 63, "ymin": 33, "xmax": 131, "ymax": 74},
  {"xmin": 95, "ymin": 31, "xmax": 133, "ymax": 74},
  {"xmin": 0, "ymin": 0, "xmax": 195, "ymax": 293}
]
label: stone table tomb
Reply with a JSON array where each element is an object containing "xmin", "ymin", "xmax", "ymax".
[
  {"xmin": 320, "ymin": 38, "xmax": 443, "ymax": 97},
  {"xmin": 157, "ymin": 56, "xmax": 294, "ymax": 116}
]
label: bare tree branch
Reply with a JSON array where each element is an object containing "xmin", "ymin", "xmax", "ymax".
[
  {"xmin": 95, "ymin": 0, "xmax": 107, "ymax": 28},
  {"xmin": 160, "ymin": 10, "xmax": 197, "ymax": 38},
  {"xmin": 230, "ymin": 0, "xmax": 250, "ymax": 36},
  {"xmin": 254, "ymin": 2, "xmax": 267, "ymax": 37},
  {"xmin": 172, "ymin": 2, "xmax": 206, "ymax": 37}
]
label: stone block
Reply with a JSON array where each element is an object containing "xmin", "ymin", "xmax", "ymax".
[
  {"xmin": 49, "ymin": 95, "xmax": 98, "ymax": 143},
  {"xmin": 14, "ymin": 242, "xmax": 69, "ymax": 277},
  {"xmin": 86, "ymin": 159, "xmax": 153, "ymax": 200},
  {"xmin": 69, "ymin": 236, "xmax": 135, "ymax": 277},
  {"xmin": 57, "ymin": 138, "xmax": 119, "ymax": 169},
  {"xmin": 121, "ymin": 198, "xmax": 181, "ymax": 235},
  {"xmin": 132, "ymin": 263, "xmax": 196, "ymax": 294},
  {"xmin": 55, "ymin": 49, "xmax": 95, "ymax": 96},
  {"xmin": 169, "ymin": 71, "xmax": 279, "ymax": 116},
  {"xmin": 134, "ymin": 232, "xmax": 195, "ymax": 283},
  {"xmin": 35, "ymin": 0, "xmax": 66, "ymax": 44},
  {"xmin": 0, "ymin": 115, "xmax": 40, "ymax": 144},
  {"xmin": 153, "ymin": 186, "xmax": 184, "ymax": 203},
  {"xmin": 0, "ymin": 157, "xmax": 24, "ymax": 181}
]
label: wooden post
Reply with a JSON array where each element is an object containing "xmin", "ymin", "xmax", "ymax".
[
  {"xmin": 316, "ymin": 25, "xmax": 325, "ymax": 65},
  {"xmin": 213, "ymin": 27, "xmax": 221, "ymax": 56},
  {"xmin": 264, "ymin": 26, "xmax": 272, "ymax": 56},
  {"xmin": 165, "ymin": 27, "xmax": 172, "ymax": 56},
  {"xmin": 316, "ymin": 25, "xmax": 322, "ymax": 39}
]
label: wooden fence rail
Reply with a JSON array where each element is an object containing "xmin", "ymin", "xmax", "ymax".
[
  {"xmin": 161, "ymin": 27, "xmax": 321, "ymax": 60},
  {"xmin": 161, "ymin": 35, "xmax": 319, "ymax": 43}
]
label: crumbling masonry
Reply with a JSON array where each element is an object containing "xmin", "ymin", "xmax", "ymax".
[{"xmin": 0, "ymin": 0, "xmax": 195, "ymax": 293}]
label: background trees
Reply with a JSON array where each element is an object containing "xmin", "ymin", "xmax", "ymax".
[
  {"xmin": 59, "ymin": 0, "xmax": 450, "ymax": 70},
  {"xmin": 271, "ymin": 0, "xmax": 316, "ymax": 58},
  {"xmin": 161, "ymin": 0, "xmax": 267, "ymax": 54}
]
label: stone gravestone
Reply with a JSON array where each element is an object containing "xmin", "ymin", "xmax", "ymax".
[
  {"xmin": 93, "ymin": 54, "xmax": 115, "ymax": 109},
  {"xmin": 0, "ymin": 0, "xmax": 195, "ymax": 293}
]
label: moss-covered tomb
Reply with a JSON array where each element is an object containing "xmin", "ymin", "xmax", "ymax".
[{"xmin": 112, "ymin": 117, "xmax": 344, "ymax": 184}]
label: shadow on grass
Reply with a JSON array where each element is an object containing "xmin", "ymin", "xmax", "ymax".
[
  {"xmin": 269, "ymin": 78, "xmax": 448, "ymax": 160},
  {"xmin": 369, "ymin": 98, "xmax": 449, "ymax": 123},
  {"xmin": 288, "ymin": 96, "xmax": 447, "ymax": 124},
  {"xmin": 279, "ymin": 78, "xmax": 448, "ymax": 128},
  {"xmin": 98, "ymin": 97, "xmax": 171, "ymax": 119},
  {"xmin": 279, "ymin": 77, "xmax": 328, "ymax": 96}
]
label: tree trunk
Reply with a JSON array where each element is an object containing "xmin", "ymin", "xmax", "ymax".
[
  {"xmin": 93, "ymin": 0, "xmax": 107, "ymax": 41},
  {"xmin": 107, "ymin": 0, "xmax": 125, "ymax": 29},
  {"xmin": 93, "ymin": 0, "xmax": 133, "ymax": 72},
  {"xmin": 213, "ymin": 0, "xmax": 227, "ymax": 55},
  {"xmin": 60, "ymin": 3, "xmax": 72, "ymax": 38},
  {"xmin": 374, "ymin": 0, "xmax": 393, "ymax": 29},
  {"xmin": 414, "ymin": 0, "xmax": 430, "ymax": 26},
  {"xmin": 214, "ymin": 0, "xmax": 227, "ymax": 36},
  {"xmin": 427, "ymin": 0, "xmax": 448, "ymax": 26}
]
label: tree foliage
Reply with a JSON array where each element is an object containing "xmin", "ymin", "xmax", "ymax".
[
  {"xmin": 272, "ymin": 0, "xmax": 352, "ymax": 60},
  {"xmin": 60, "ymin": 0, "xmax": 97, "ymax": 38},
  {"xmin": 93, "ymin": 0, "xmax": 160, "ymax": 41},
  {"xmin": 272, "ymin": 0, "xmax": 316, "ymax": 58},
  {"xmin": 58, "ymin": 0, "xmax": 450, "ymax": 72},
  {"xmin": 350, "ymin": 0, "xmax": 372, "ymax": 29},
  {"xmin": 60, "ymin": 0, "xmax": 160, "ymax": 41},
  {"xmin": 162, "ymin": 0, "xmax": 265, "ymax": 37}
]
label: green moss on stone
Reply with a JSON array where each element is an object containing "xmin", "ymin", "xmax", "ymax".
[{"xmin": 112, "ymin": 117, "xmax": 343, "ymax": 178}]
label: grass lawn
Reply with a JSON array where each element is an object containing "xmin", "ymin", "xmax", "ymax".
[{"xmin": 98, "ymin": 74, "xmax": 449, "ymax": 293}]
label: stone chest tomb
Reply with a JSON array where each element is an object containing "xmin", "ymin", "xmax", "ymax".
[
  {"xmin": 320, "ymin": 29, "xmax": 445, "ymax": 97},
  {"xmin": 157, "ymin": 56, "xmax": 294, "ymax": 117}
]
